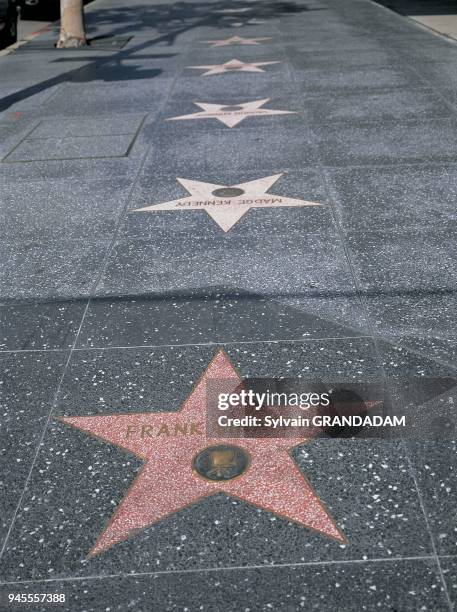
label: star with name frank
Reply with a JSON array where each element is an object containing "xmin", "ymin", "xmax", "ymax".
[
  {"xmin": 187, "ymin": 58, "xmax": 280, "ymax": 76},
  {"xmin": 59, "ymin": 351, "xmax": 345, "ymax": 557},
  {"xmin": 200, "ymin": 35, "xmax": 272, "ymax": 47},
  {"xmin": 133, "ymin": 174, "xmax": 322, "ymax": 232},
  {"xmin": 167, "ymin": 99, "xmax": 296, "ymax": 128}
]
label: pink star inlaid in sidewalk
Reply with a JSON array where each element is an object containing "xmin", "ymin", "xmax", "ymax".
[
  {"xmin": 133, "ymin": 174, "xmax": 322, "ymax": 232},
  {"xmin": 59, "ymin": 351, "xmax": 345, "ymax": 557},
  {"xmin": 200, "ymin": 35, "xmax": 272, "ymax": 47},
  {"xmin": 187, "ymin": 58, "xmax": 280, "ymax": 76},
  {"xmin": 167, "ymin": 99, "xmax": 296, "ymax": 128}
]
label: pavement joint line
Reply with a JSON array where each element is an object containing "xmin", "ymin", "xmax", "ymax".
[
  {"xmin": 0, "ymin": 554, "xmax": 441, "ymax": 587},
  {"xmin": 392, "ymin": 54, "xmax": 457, "ymax": 121},
  {"xmin": 304, "ymin": 115, "xmax": 457, "ymax": 128},
  {"xmin": 305, "ymin": 108, "xmax": 454, "ymax": 603},
  {"xmin": 3, "ymin": 336, "xmax": 457, "ymax": 354},
  {"xmin": 25, "ymin": 132, "xmax": 138, "ymax": 140},
  {"xmin": 0, "ymin": 336, "xmax": 376, "ymax": 355},
  {"xmin": 317, "ymin": 11, "xmax": 457, "ymax": 605},
  {"xmin": 0, "ymin": 33, "xmax": 195, "ymax": 558},
  {"xmin": 4, "ymin": 159, "xmax": 457, "ymax": 184},
  {"xmin": 1, "ymin": 119, "xmax": 43, "ymax": 162},
  {"xmin": 0, "ymin": 348, "xmax": 69, "ymax": 354},
  {"xmin": 402, "ymin": 441, "xmax": 455, "ymax": 611},
  {"xmin": 299, "ymin": 110, "xmax": 371, "ymax": 329},
  {"xmin": 0, "ymin": 345, "xmax": 74, "ymax": 563},
  {"xmin": 0, "ymin": 26, "xmax": 191, "ymax": 557},
  {"xmin": 3, "ymin": 332, "xmax": 457, "ymax": 357},
  {"xmin": 375, "ymin": 341, "xmax": 457, "ymax": 375},
  {"xmin": 16, "ymin": 79, "xmax": 64, "ymax": 109},
  {"xmin": 321, "ymin": 159, "xmax": 457, "ymax": 170},
  {"xmin": 72, "ymin": 335, "xmax": 377, "ymax": 351},
  {"xmin": 2, "ymin": 154, "xmax": 134, "ymax": 163},
  {"xmin": 124, "ymin": 114, "xmax": 148, "ymax": 157}
]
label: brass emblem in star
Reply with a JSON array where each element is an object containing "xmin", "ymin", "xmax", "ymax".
[
  {"xmin": 167, "ymin": 99, "xmax": 296, "ymax": 128},
  {"xmin": 133, "ymin": 174, "xmax": 323, "ymax": 232},
  {"xmin": 187, "ymin": 58, "xmax": 280, "ymax": 76},
  {"xmin": 200, "ymin": 35, "xmax": 272, "ymax": 47}
]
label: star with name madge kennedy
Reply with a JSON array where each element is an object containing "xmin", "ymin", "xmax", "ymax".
[
  {"xmin": 133, "ymin": 174, "xmax": 322, "ymax": 232},
  {"xmin": 200, "ymin": 35, "xmax": 272, "ymax": 47},
  {"xmin": 59, "ymin": 351, "xmax": 345, "ymax": 557},
  {"xmin": 187, "ymin": 58, "xmax": 280, "ymax": 76},
  {"xmin": 167, "ymin": 99, "xmax": 296, "ymax": 128}
]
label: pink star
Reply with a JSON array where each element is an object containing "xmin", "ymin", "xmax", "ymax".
[{"xmin": 59, "ymin": 351, "xmax": 345, "ymax": 557}]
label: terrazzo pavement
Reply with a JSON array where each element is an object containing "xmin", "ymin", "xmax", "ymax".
[{"xmin": 1, "ymin": 0, "xmax": 457, "ymax": 609}]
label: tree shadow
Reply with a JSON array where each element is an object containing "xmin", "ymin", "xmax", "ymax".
[{"xmin": 0, "ymin": 0, "xmax": 318, "ymax": 112}]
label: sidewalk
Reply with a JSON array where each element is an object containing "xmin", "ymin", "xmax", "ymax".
[
  {"xmin": 1, "ymin": 0, "xmax": 457, "ymax": 610},
  {"xmin": 375, "ymin": 0, "xmax": 457, "ymax": 41}
]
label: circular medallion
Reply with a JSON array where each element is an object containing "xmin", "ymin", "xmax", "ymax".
[
  {"xmin": 212, "ymin": 187, "xmax": 245, "ymax": 198},
  {"xmin": 193, "ymin": 444, "xmax": 251, "ymax": 481}
]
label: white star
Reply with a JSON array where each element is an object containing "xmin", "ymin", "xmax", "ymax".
[
  {"xmin": 216, "ymin": 7, "xmax": 251, "ymax": 12},
  {"xmin": 133, "ymin": 175, "xmax": 323, "ymax": 232},
  {"xmin": 187, "ymin": 58, "xmax": 280, "ymax": 76},
  {"xmin": 200, "ymin": 36, "xmax": 272, "ymax": 47},
  {"xmin": 231, "ymin": 19, "xmax": 267, "ymax": 26},
  {"xmin": 167, "ymin": 99, "xmax": 296, "ymax": 128}
]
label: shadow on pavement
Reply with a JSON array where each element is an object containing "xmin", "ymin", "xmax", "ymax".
[{"xmin": 0, "ymin": 0, "xmax": 318, "ymax": 112}]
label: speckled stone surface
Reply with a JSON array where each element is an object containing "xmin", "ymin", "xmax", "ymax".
[
  {"xmin": 0, "ymin": 343, "xmax": 436, "ymax": 582},
  {"xmin": 0, "ymin": 174, "xmax": 133, "ymax": 241},
  {"xmin": 141, "ymin": 124, "xmax": 318, "ymax": 175},
  {"xmin": 95, "ymin": 228, "xmax": 354, "ymax": 296},
  {"xmin": 4, "ymin": 134, "xmax": 136, "ymax": 163},
  {"xmin": 442, "ymin": 557, "xmax": 457, "ymax": 609},
  {"xmin": 76, "ymin": 293, "xmax": 369, "ymax": 348},
  {"xmin": 381, "ymin": 337, "xmax": 457, "ymax": 560},
  {"xmin": 0, "ymin": 559, "xmax": 450, "ymax": 611},
  {"xmin": 314, "ymin": 119, "xmax": 457, "ymax": 167},
  {"xmin": 0, "ymin": 300, "xmax": 87, "ymax": 350},
  {"xmin": 0, "ymin": 352, "xmax": 67, "ymax": 549},
  {"xmin": 0, "ymin": 240, "xmax": 110, "ymax": 299},
  {"xmin": 1, "ymin": 0, "xmax": 457, "ymax": 608}
]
